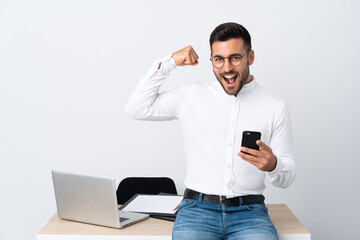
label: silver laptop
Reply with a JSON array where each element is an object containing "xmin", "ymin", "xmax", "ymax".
[{"xmin": 51, "ymin": 170, "xmax": 149, "ymax": 228}]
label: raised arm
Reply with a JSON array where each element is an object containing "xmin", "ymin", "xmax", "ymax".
[{"xmin": 124, "ymin": 46, "xmax": 199, "ymax": 121}]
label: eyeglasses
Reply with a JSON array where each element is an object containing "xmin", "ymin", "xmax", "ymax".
[{"xmin": 210, "ymin": 50, "xmax": 250, "ymax": 68}]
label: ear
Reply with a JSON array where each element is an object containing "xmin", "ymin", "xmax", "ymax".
[{"xmin": 248, "ymin": 49, "xmax": 255, "ymax": 65}]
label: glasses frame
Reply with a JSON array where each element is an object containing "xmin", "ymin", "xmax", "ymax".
[{"xmin": 210, "ymin": 49, "xmax": 251, "ymax": 68}]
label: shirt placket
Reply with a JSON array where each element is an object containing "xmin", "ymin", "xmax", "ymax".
[{"xmin": 224, "ymin": 97, "xmax": 241, "ymax": 197}]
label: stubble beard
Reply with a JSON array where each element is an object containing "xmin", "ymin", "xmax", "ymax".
[{"xmin": 214, "ymin": 64, "xmax": 250, "ymax": 97}]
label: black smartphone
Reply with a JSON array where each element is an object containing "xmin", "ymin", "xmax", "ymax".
[{"xmin": 241, "ymin": 131, "xmax": 261, "ymax": 155}]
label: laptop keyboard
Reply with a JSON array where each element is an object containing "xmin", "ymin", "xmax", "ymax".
[{"xmin": 120, "ymin": 217, "xmax": 129, "ymax": 222}]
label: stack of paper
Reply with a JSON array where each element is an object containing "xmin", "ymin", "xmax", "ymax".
[{"xmin": 119, "ymin": 194, "xmax": 183, "ymax": 221}]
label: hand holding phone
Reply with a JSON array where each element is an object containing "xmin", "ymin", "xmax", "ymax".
[
  {"xmin": 241, "ymin": 131, "xmax": 261, "ymax": 155},
  {"xmin": 239, "ymin": 131, "xmax": 277, "ymax": 172}
]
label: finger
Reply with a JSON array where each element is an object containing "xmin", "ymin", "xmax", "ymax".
[
  {"xmin": 189, "ymin": 55, "xmax": 199, "ymax": 66},
  {"xmin": 256, "ymin": 140, "xmax": 272, "ymax": 154},
  {"xmin": 238, "ymin": 152, "xmax": 261, "ymax": 164},
  {"xmin": 240, "ymin": 147, "xmax": 264, "ymax": 158},
  {"xmin": 187, "ymin": 46, "xmax": 198, "ymax": 61},
  {"xmin": 188, "ymin": 58, "xmax": 198, "ymax": 66},
  {"xmin": 194, "ymin": 51, "xmax": 199, "ymax": 60},
  {"xmin": 191, "ymin": 49, "xmax": 199, "ymax": 60},
  {"xmin": 191, "ymin": 60, "xmax": 199, "ymax": 66},
  {"xmin": 184, "ymin": 54, "xmax": 195, "ymax": 65},
  {"xmin": 189, "ymin": 50, "xmax": 198, "ymax": 63},
  {"xmin": 188, "ymin": 53, "xmax": 196, "ymax": 65},
  {"xmin": 256, "ymin": 140, "xmax": 271, "ymax": 152}
]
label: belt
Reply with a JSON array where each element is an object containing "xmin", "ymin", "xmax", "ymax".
[{"xmin": 183, "ymin": 189, "xmax": 264, "ymax": 206}]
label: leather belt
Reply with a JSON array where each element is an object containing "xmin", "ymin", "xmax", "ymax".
[{"xmin": 183, "ymin": 189, "xmax": 264, "ymax": 206}]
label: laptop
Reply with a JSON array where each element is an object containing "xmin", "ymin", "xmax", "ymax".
[{"xmin": 51, "ymin": 170, "xmax": 149, "ymax": 228}]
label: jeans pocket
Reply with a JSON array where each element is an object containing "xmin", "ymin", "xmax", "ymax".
[
  {"xmin": 178, "ymin": 199, "xmax": 198, "ymax": 211},
  {"xmin": 244, "ymin": 202, "xmax": 268, "ymax": 214}
]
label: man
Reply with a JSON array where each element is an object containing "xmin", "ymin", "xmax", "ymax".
[{"xmin": 125, "ymin": 22, "xmax": 295, "ymax": 240}]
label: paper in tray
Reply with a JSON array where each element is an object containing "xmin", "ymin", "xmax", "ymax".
[{"xmin": 119, "ymin": 194, "xmax": 183, "ymax": 217}]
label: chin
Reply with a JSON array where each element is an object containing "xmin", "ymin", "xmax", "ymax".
[{"xmin": 224, "ymin": 86, "xmax": 239, "ymax": 96}]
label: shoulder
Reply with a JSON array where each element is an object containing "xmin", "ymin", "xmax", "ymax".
[
  {"xmin": 175, "ymin": 80, "xmax": 214, "ymax": 93},
  {"xmin": 254, "ymin": 83, "xmax": 287, "ymax": 111}
]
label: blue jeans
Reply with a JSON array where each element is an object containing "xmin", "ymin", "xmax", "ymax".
[{"xmin": 172, "ymin": 191, "xmax": 278, "ymax": 240}]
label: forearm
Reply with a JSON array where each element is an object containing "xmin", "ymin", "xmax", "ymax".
[
  {"xmin": 124, "ymin": 55, "xmax": 177, "ymax": 120},
  {"xmin": 267, "ymin": 103, "xmax": 296, "ymax": 188},
  {"xmin": 267, "ymin": 156, "xmax": 296, "ymax": 188}
]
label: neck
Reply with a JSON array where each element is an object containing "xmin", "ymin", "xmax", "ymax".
[
  {"xmin": 246, "ymin": 74, "xmax": 254, "ymax": 84},
  {"xmin": 234, "ymin": 75, "xmax": 254, "ymax": 97}
]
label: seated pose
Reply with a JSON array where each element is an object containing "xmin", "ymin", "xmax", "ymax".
[{"xmin": 125, "ymin": 22, "xmax": 296, "ymax": 240}]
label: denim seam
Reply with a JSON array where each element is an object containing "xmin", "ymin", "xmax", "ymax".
[
  {"xmin": 244, "ymin": 204, "xmax": 268, "ymax": 215},
  {"xmin": 179, "ymin": 199, "xmax": 198, "ymax": 212}
]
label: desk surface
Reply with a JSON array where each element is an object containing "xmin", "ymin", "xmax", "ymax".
[{"xmin": 38, "ymin": 204, "xmax": 310, "ymax": 240}]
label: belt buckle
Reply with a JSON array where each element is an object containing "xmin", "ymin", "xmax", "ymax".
[{"xmin": 219, "ymin": 195, "xmax": 227, "ymax": 205}]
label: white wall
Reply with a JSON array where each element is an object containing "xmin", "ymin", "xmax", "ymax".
[{"xmin": 1, "ymin": 0, "xmax": 359, "ymax": 239}]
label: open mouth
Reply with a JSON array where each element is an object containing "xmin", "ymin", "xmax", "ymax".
[{"xmin": 223, "ymin": 74, "xmax": 237, "ymax": 85}]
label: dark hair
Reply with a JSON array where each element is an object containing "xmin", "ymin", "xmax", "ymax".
[{"xmin": 209, "ymin": 22, "xmax": 252, "ymax": 51}]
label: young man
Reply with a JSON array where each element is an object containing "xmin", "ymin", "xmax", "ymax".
[{"xmin": 125, "ymin": 22, "xmax": 295, "ymax": 240}]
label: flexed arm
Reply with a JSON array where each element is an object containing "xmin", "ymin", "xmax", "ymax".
[{"xmin": 124, "ymin": 46, "xmax": 199, "ymax": 121}]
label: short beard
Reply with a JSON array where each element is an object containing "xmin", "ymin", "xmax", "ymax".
[{"xmin": 214, "ymin": 64, "xmax": 250, "ymax": 96}]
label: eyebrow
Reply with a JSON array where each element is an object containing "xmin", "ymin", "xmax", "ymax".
[{"xmin": 213, "ymin": 53, "xmax": 243, "ymax": 58}]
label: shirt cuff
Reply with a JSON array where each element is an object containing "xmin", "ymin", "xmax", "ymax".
[
  {"xmin": 157, "ymin": 54, "xmax": 177, "ymax": 73},
  {"xmin": 267, "ymin": 157, "xmax": 284, "ymax": 178}
]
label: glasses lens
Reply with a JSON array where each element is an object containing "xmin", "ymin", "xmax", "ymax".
[
  {"xmin": 212, "ymin": 58, "xmax": 223, "ymax": 68},
  {"xmin": 230, "ymin": 57, "xmax": 242, "ymax": 66}
]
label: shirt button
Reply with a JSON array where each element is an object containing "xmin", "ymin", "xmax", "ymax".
[{"xmin": 231, "ymin": 121, "xmax": 235, "ymax": 125}]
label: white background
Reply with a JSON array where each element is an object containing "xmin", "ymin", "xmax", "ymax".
[{"xmin": 1, "ymin": 0, "xmax": 359, "ymax": 239}]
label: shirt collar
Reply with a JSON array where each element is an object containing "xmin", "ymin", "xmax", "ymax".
[{"xmin": 240, "ymin": 77, "xmax": 257, "ymax": 92}]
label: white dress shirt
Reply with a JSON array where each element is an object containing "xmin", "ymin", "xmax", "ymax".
[{"xmin": 124, "ymin": 55, "xmax": 296, "ymax": 198}]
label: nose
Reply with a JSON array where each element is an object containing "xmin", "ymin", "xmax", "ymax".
[{"xmin": 223, "ymin": 58, "xmax": 232, "ymax": 72}]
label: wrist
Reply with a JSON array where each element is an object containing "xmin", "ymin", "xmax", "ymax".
[
  {"xmin": 268, "ymin": 156, "xmax": 277, "ymax": 172},
  {"xmin": 157, "ymin": 55, "xmax": 177, "ymax": 72}
]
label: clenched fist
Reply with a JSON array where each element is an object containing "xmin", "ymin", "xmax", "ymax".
[{"xmin": 172, "ymin": 45, "xmax": 199, "ymax": 66}]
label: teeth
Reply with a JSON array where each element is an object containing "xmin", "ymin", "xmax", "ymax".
[{"xmin": 224, "ymin": 75, "xmax": 236, "ymax": 79}]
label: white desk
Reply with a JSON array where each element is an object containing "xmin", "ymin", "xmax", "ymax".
[{"xmin": 37, "ymin": 204, "xmax": 310, "ymax": 240}]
